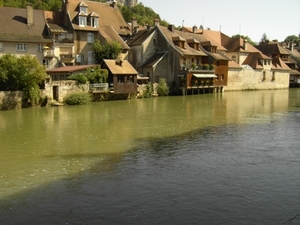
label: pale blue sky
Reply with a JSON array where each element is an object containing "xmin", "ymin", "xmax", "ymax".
[{"xmin": 140, "ymin": 0, "xmax": 300, "ymax": 43}]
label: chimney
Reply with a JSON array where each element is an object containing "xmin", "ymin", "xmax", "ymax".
[
  {"xmin": 131, "ymin": 17, "xmax": 138, "ymax": 34},
  {"xmin": 111, "ymin": 0, "xmax": 117, "ymax": 8},
  {"xmin": 168, "ymin": 24, "xmax": 175, "ymax": 32},
  {"xmin": 193, "ymin": 25, "xmax": 197, "ymax": 33},
  {"xmin": 243, "ymin": 39, "xmax": 248, "ymax": 51},
  {"xmin": 290, "ymin": 41, "xmax": 294, "ymax": 51},
  {"xmin": 64, "ymin": 0, "xmax": 69, "ymax": 26},
  {"xmin": 26, "ymin": 4, "xmax": 34, "ymax": 27},
  {"xmin": 154, "ymin": 19, "xmax": 160, "ymax": 26}
]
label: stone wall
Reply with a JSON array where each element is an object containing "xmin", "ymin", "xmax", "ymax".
[
  {"xmin": 0, "ymin": 91, "xmax": 23, "ymax": 110},
  {"xmin": 225, "ymin": 68, "xmax": 290, "ymax": 91},
  {"xmin": 43, "ymin": 80, "xmax": 89, "ymax": 103}
]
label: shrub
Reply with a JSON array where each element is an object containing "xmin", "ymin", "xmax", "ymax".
[
  {"xmin": 142, "ymin": 82, "xmax": 154, "ymax": 98},
  {"xmin": 67, "ymin": 73, "xmax": 87, "ymax": 84},
  {"xmin": 156, "ymin": 78, "xmax": 169, "ymax": 96},
  {"xmin": 64, "ymin": 92, "xmax": 91, "ymax": 105}
]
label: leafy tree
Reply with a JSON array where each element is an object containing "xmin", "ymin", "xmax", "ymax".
[
  {"xmin": 92, "ymin": 40, "xmax": 122, "ymax": 63},
  {"xmin": 86, "ymin": 66, "xmax": 108, "ymax": 83},
  {"xmin": 231, "ymin": 34, "xmax": 256, "ymax": 45},
  {"xmin": 284, "ymin": 35, "xmax": 299, "ymax": 43},
  {"xmin": 0, "ymin": 54, "xmax": 47, "ymax": 105},
  {"xmin": 67, "ymin": 73, "xmax": 87, "ymax": 84}
]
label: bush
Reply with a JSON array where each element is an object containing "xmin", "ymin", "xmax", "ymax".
[
  {"xmin": 142, "ymin": 82, "xmax": 154, "ymax": 98},
  {"xmin": 156, "ymin": 78, "xmax": 169, "ymax": 96},
  {"xmin": 67, "ymin": 73, "xmax": 87, "ymax": 84},
  {"xmin": 64, "ymin": 92, "xmax": 91, "ymax": 105}
]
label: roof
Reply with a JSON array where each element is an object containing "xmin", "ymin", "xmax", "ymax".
[
  {"xmin": 225, "ymin": 36, "xmax": 259, "ymax": 53},
  {"xmin": 200, "ymin": 30, "xmax": 228, "ymax": 51},
  {"xmin": 157, "ymin": 25, "xmax": 207, "ymax": 57},
  {"xmin": 67, "ymin": 0, "xmax": 130, "ymax": 36},
  {"xmin": 46, "ymin": 64, "xmax": 98, "ymax": 74},
  {"xmin": 44, "ymin": 11, "xmax": 70, "ymax": 33},
  {"xmin": 242, "ymin": 52, "xmax": 271, "ymax": 69},
  {"xmin": 100, "ymin": 25, "xmax": 130, "ymax": 50},
  {"xmin": 102, "ymin": 59, "xmax": 138, "ymax": 75},
  {"xmin": 0, "ymin": 6, "xmax": 51, "ymax": 42},
  {"xmin": 142, "ymin": 52, "xmax": 168, "ymax": 67},
  {"xmin": 126, "ymin": 28, "xmax": 156, "ymax": 46},
  {"xmin": 271, "ymin": 57, "xmax": 291, "ymax": 71},
  {"xmin": 255, "ymin": 42, "xmax": 291, "ymax": 55}
]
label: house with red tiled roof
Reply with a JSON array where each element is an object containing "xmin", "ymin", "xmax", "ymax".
[
  {"xmin": 197, "ymin": 29, "xmax": 290, "ymax": 90},
  {"xmin": 0, "ymin": 5, "xmax": 52, "ymax": 67},
  {"xmin": 256, "ymin": 41, "xmax": 300, "ymax": 87},
  {"xmin": 127, "ymin": 23, "xmax": 228, "ymax": 94},
  {"xmin": 61, "ymin": 0, "xmax": 131, "ymax": 65}
]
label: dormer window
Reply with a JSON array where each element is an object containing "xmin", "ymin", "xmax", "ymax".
[
  {"xmin": 79, "ymin": 2, "xmax": 88, "ymax": 14},
  {"xmin": 79, "ymin": 15, "xmax": 87, "ymax": 27},
  {"xmin": 91, "ymin": 17, "xmax": 98, "ymax": 28}
]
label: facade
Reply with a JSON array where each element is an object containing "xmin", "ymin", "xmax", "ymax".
[
  {"xmin": 0, "ymin": 5, "xmax": 52, "ymax": 67},
  {"xmin": 62, "ymin": 0, "xmax": 131, "ymax": 65},
  {"xmin": 256, "ymin": 41, "xmax": 300, "ymax": 87},
  {"xmin": 101, "ymin": 59, "xmax": 138, "ymax": 94}
]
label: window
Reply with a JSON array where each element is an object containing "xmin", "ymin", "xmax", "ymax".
[
  {"xmin": 16, "ymin": 43, "xmax": 27, "ymax": 51},
  {"xmin": 117, "ymin": 76, "xmax": 124, "ymax": 83},
  {"xmin": 38, "ymin": 44, "xmax": 44, "ymax": 52},
  {"xmin": 127, "ymin": 76, "xmax": 134, "ymax": 83},
  {"xmin": 272, "ymin": 71, "xmax": 275, "ymax": 81},
  {"xmin": 91, "ymin": 17, "xmax": 98, "ymax": 28},
  {"xmin": 79, "ymin": 6, "xmax": 87, "ymax": 14},
  {"xmin": 79, "ymin": 16, "xmax": 87, "ymax": 27},
  {"xmin": 0, "ymin": 42, "xmax": 3, "ymax": 51},
  {"xmin": 262, "ymin": 71, "xmax": 266, "ymax": 81},
  {"xmin": 232, "ymin": 55, "xmax": 236, "ymax": 62},
  {"xmin": 215, "ymin": 74, "xmax": 219, "ymax": 81},
  {"xmin": 43, "ymin": 59, "xmax": 49, "ymax": 68},
  {"xmin": 87, "ymin": 33, "xmax": 94, "ymax": 43},
  {"xmin": 221, "ymin": 74, "xmax": 224, "ymax": 80},
  {"xmin": 76, "ymin": 54, "xmax": 84, "ymax": 63},
  {"xmin": 155, "ymin": 76, "xmax": 159, "ymax": 83}
]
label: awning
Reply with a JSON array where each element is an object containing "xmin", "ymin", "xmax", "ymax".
[
  {"xmin": 193, "ymin": 74, "xmax": 217, "ymax": 78},
  {"xmin": 137, "ymin": 75, "xmax": 149, "ymax": 80}
]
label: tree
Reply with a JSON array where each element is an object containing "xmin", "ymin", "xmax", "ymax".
[
  {"xmin": 260, "ymin": 33, "xmax": 269, "ymax": 43},
  {"xmin": 0, "ymin": 54, "xmax": 47, "ymax": 105},
  {"xmin": 86, "ymin": 66, "xmax": 108, "ymax": 83},
  {"xmin": 92, "ymin": 40, "xmax": 122, "ymax": 63},
  {"xmin": 284, "ymin": 35, "xmax": 299, "ymax": 43},
  {"xmin": 231, "ymin": 34, "xmax": 256, "ymax": 45}
]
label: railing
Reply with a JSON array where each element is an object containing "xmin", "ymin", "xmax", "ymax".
[
  {"xmin": 89, "ymin": 83, "xmax": 109, "ymax": 92},
  {"xmin": 43, "ymin": 50, "xmax": 55, "ymax": 57},
  {"xmin": 60, "ymin": 53, "xmax": 75, "ymax": 59},
  {"xmin": 55, "ymin": 38, "xmax": 74, "ymax": 44}
]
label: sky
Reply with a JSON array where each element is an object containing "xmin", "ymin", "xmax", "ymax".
[{"xmin": 139, "ymin": 0, "xmax": 300, "ymax": 43}]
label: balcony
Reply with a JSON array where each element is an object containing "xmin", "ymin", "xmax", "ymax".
[
  {"xmin": 60, "ymin": 53, "xmax": 75, "ymax": 62},
  {"xmin": 43, "ymin": 50, "xmax": 55, "ymax": 58}
]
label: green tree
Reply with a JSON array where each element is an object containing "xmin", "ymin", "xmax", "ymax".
[
  {"xmin": 86, "ymin": 66, "xmax": 108, "ymax": 83},
  {"xmin": 284, "ymin": 35, "xmax": 299, "ymax": 43},
  {"xmin": 156, "ymin": 78, "xmax": 169, "ymax": 96},
  {"xmin": 92, "ymin": 40, "xmax": 122, "ymax": 63},
  {"xmin": 231, "ymin": 34, "xmax": 256, "ymax": 45},
  {"xmin": 0, "ymin": 54, "xmax": 47, "ymax": 105},
  {"xmin": 260, "ymin": 33, "xmax": 268, "ymax": 43}
]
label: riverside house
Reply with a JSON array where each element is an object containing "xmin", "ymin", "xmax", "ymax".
[{"xmin": 0, "ymin": 5, "xmax": 53, "ymax": 67}]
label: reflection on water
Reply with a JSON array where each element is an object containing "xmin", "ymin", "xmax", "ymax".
[{"xmin": 0, "ymin": 89, "xmax": 299, "ymax": 224}]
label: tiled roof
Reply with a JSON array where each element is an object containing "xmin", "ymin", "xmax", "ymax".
[
  {"xmin": 0, "ymin": 7, "xmax": 51, "ymax": 42},
  {"xmin": 242, "ymin": 52, "xmax": 271, "ymax": 69},
  {"xmin": 126, "ymin": 28, "xmax": 156, "ymax": 46},
  {"xmin": 272, "ymin": 57, "xmax": 291, "ymax": 71},
  {"xmin": 44, "ymin": 11, "xmax": 70, "ymax": 33},
  {"xmin": 102, "ymin": 59, "xmax": 138, "ymax": 75},
  {"xmin": 225, "ymin": 36, "xmax": 259, "ymax": 53},
  {"xmin": 100, "ymin": 25, "xmax": 130, "ymax": 50},
  {"xmin": 157, "ymin": 25, "xmax": 207, "ymax": 57},
  {"xmin": 255, "ymin": 42, "xmax": 290, "ymax": 55},
  {"xmin": 68, "ymin": 0, "xmax": 130, "ymax": 36},
  {"xmin": 142, "ymin": 52, "xmax": 168, "ymax": 67},
  {"xmin": 46, "ymin": 64, "xmax": 98, "ymax": 73}
]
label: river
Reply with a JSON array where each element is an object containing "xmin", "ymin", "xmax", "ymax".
[{"xmin": 0, "ymin": 89, "xmax": 299, "ymax": 224}]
